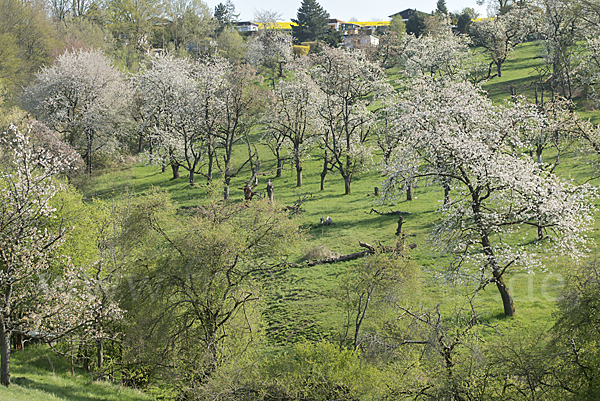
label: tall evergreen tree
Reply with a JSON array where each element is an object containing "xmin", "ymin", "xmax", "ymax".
[
  {"xmin": 291, "ymin": 0, "xmax": 330, "ymax": 43},
  {"xmin": 405, "ymin": 11, "xmax": 426, "ymax": 37},
  {"xmin": 213, "ymin": 0, "xmax": 238, "ymax": 33},
  {"xmin": 457, "ymin": 12, "xmax": 472, "ymax": 33},
  {"xmin": 436, "ymin": 0, "xmax": 449, "ymax": 14}
]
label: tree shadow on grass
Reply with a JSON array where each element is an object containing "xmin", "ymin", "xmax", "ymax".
[
  {"xmin": 477, "ymin": 311, "xmax": 511, "ymax": 325},
  {"xmin": 12, "ymin": 376, "xmax": 150, "ymax": 401}
]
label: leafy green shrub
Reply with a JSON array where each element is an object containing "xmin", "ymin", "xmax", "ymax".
[{"xmin": 199, "ymin": 341, "xmax": 385, "ymax": 400}]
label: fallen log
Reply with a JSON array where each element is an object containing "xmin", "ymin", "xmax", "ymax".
[
  {"xmin": 288, "ymin": 241, "xmax": 401, "ymax": 267},
  {"xmin": 367, "ymin": 208, "xmax": 411, "ymax": 216},
  {"xmin": 358, "ymin": 241, "xmax": 397, "ymax": 253},
  {"xmin": 300, "ymin": 250, "xmax": 373, "ymax": 267}
]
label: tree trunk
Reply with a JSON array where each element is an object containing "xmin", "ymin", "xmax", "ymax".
[
  {"xmin": 266, "ymin": 179, "xmax": 274, "ymax": 202},
  {"xmin": 207, "ymin": 149, "xmax": 214, "ymax": 183},
  {"xmin": 97, "ymin": 338, "xmax": 103, "ymax": 370},
  {"xmin": 0, "ymin": 321, "xmax": 10, "ymax": 386},
  {"xmin": 443, "ymin": 182, "xmax": 450, "ymax": 205},
  {"xmin": 171, "ymin": 163, "xmax": 180, "ymax": 179},
  {"xmin": 189, "ymin": 170, "xmax": 195, "ymax": 186},
  {"xmin": 497, "ymin": 61, "xmax": 502, "ymax": 78},
  {"xmin": 344, "ymin": 175, "xmax": 351, "ymax": 195},
  {"xmin": 493, "ymin": 271, "xmax": 515, "ymax": 316},
  {"xmin": 276, "ymin": 157, "xmax": 283, "ymax": 178},
  {"xmin": 11, "ymin": 332, "xmax": 23, "ymax": 351},
  {"xmin": 137, "ymin": 132, "xmax": 144, "ymax": 154},
  {"xmin": 224, "ymin": 185, "xmax": 230, "ymax": 201},
  {"xmin": 320, "ymin": 152, "xmax": 328, "ymax": 191},
  {"xmin": 86, "ymin": 144, "xmax": 93, "ymax": 175},
  {"xmin": 406, "ymin": 184, "xmax": 413, "ymax": 201},
  {"xmin": 354, "ymin": 293, "xmax": 371, "ymax": 350},
  {"xmin": 296, "ymin": 162, "xmax": 303, "ymax": 187},
  {"xmin": 473, "ymin": 195, "xmax": 515, "ymax": 316}
]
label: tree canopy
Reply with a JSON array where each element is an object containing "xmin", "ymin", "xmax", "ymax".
[
  {"xmin": 291, "ymin": 0, "xmax": 330, "ymax": 44},
  {"xmin": 405, "ymin": 11, "xmax": 427, "ymax": 37}
]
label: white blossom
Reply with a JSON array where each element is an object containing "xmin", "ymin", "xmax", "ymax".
[
  {"xmin": 383, "ymin": 76, "xmax": 596, "ymax": 316},
  {"xmin": 310, "ymin": 47, "xmax": 393, "ymax": 194},
  {"xmin": 260, "ymin": 68, "xmax": 324, "ymax": 186},
  {"xmin": 24, "ymin": 49, "xmax": 130, "ymax": 174},
  {"xmin": 0, "ymin": 125, "xmax": 122, "ymax": 385}
]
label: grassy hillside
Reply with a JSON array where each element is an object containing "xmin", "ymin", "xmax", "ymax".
[
  {"xmin": 0, "ymin": 346, "xmax": 155, "ymax": 401},
  {"xmin": 74, "ymin": 40, "xmax": 600, "ymax": 345},
  {"xmin": 7, "ymin": 40, "xmax": 600, "ymax": 399}
]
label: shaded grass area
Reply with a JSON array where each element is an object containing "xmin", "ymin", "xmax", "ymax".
[
  {"xmin": 481, "ymin": 41, "xmax": 546, "ymax": 104},
  {"xmin": 0, "ymin": 346, "xmax": 154, "ymax": 401}
]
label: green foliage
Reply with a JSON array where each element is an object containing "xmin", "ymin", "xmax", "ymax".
[
  {"xmin": 57, "ymin": 16, "xmax": 116, "ymax": 53},
  {"xmin": 0, "ymin": 32, "xmax": 24, "ymax": 94},
  {"xmin": 50, "ymin": 185, "xmax": 110, "ymax": 270},
  {"xmin": 436, "ymin": 0, "xmax": 449, "ymax": 15},
  {"xmin": 0, "ymin": 0, "xmax": 56, "ymax": 99},
  {"xmin": 291, "ymin": 0, "xmax": 330, "ymax": 44},
  {"xmin": 405, "ymin": 12, "xmax": 427, "ymax": 37},
  {"xmin": 200, "ymin": 341, "xmax": 385, "ymax": 400},
  {"xmin": 322, "ymin": 27, "xmax": 343, "ymax": 47},
  {"xmin": 0, "ymin": 88, "xmax": 26, "ymax": 132},
  {"xmin": 213, "ymin": 0, "xmax": 238, "ymax": 32},
  {"xmin": 215, "ymin": 27, "xmax": 245, "ymax": 61},
  {"xmin": 390, "ymin": 15, "xmax": 406, "ymax": 35},
  {"xmin": 266, "ymin": 341, "xmax": 384, "ymax": 400},
  {"xmin": 550, "ymin": 260, "xmax": 600, "ymax": 399},
  {"xmin": 456, "ymin": 12, "xmax": 472, "ymax": 34},
  {"xmin": 117, "ymin": 189, "xmax": 303, "ymax": 397}
]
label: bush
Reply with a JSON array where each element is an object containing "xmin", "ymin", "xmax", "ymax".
[{"xmin": 198, "ymin": 341, "xmax": 385, "ymax": 400}]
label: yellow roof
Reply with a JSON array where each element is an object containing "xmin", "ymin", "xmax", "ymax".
[
  {"xmin": 257, "ymin": 21, "xmax": 391, "ymax": 30},
  {"xmin": 258, "ymin": 22, "xmax": 295, "ymax": 30},
  {"xmin": 351, "ymin": 21, "xmax": 391, "ymax": 26}
]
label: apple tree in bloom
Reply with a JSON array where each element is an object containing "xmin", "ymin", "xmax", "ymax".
[
  {"xmin": 135, "ymin": 55, "xmax": 229, "ymax": 185},
  {"xmin": 24, "ymin": 49, "xmax": 130, "ymax": 174},
  {"xmin": 214, "ymin": 65, "xmax": 269, "ymax": 200},
  {"xmin": 311, "ymin": 47, "xmax": 393, "ymax": 194},
  {"xmin": 194, "ymin": 56, "xmax": 230, "ymax": 184},
  {"xmin": 516, "ymin": 96, "xmax": 580, "ymax": 171},
  {"xmin": 261, "ymin": 67, "xmax": 324, "ymax": 187},
  {"xmin": 382, "ymin": 76, "xmax": 596, "ymax": 317},
  {"xmin": 469, "ymin": 7, "xmax": 535, "ymax": 78},
  {"xmin": 400, "ymin": 25, "xmax": 475, "ymax": 80},
  {"xmin": 578, "ymin": 35, "xmax": 600, "ymax": 107},
  {"xmin": 246, "ymin": 29, "xmax": 293, "ymax": 88},
  {"xmin": 134, "ymin": 55, "xmax": 192, "ymax": 180},
  {"xmin": 0, "ymin": 125, "xmax": 122, "ymax": 385},
  {"xmin": 537, "ymin": 0, "xmax": 584, "ymax": 99}
]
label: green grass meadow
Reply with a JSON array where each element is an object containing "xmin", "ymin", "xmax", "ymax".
[
  {"xmin": 0, "ymin": 346, "xmax": 154, "ymax": 401},
  {"xmin": 3, "ymin": 40, "xmax": 600, "ymax": 399}
]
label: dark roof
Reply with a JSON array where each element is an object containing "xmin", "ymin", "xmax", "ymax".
[{"xmin": 389, "ymin": 9, "xmax": 422, "ymax": 19}]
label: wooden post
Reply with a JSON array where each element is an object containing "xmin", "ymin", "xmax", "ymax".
[
  {"xmin": 395, "ymin": 215, "xmax": 404, "ymax": 236},
  {"xmin": 266, "ymin": 179, "xmax": 274, "ymax": 202}
]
